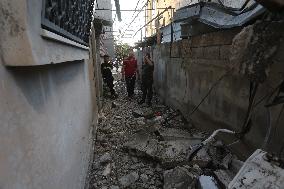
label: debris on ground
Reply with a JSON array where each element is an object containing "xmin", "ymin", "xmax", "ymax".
[{"xmin": 87, "ymin": 80, "xmax": 256, "ymax": 189}]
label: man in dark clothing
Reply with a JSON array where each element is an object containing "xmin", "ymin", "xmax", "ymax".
[
  {"xmin": 122, "ymin": 52, "xmax": 138, "ymax": 97},
  {"xmin": 101, "ymin": 55, "xmax": 117, "ymax": 97},
  {"xmin": 139, "ymin": 53, "xmax": 154, "ymax": 106}
]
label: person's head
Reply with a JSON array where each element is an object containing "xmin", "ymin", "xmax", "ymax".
[
  {"xmin": 146, "ymin": 53, "xmax": 151, "ymax": 59},
  {"xmin": 128, "ymin": 49, "xmax": 134, "ymax": 58},
  {"xmin": 144, "ymin": 53, "xmax": 151, "ymax": 61},
  {"xmin": 104, "ymin": 55, "xmax": 110, "ymax": 63}
]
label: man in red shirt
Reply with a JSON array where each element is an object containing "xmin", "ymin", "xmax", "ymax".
[{"xmin": 122, "ymin": 51, "xmax": 138, "ymax": 97}]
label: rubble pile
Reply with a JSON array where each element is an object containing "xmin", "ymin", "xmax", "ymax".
[{"xmin": 87, "ymin": 81, "xmax": 243, "ymax": 189}]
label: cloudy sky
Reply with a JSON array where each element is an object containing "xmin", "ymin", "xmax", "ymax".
[{"xmin": 112, "ymin": 0, "xmax": 146, "ymax": 45}]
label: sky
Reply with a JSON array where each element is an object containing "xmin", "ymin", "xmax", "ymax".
[{"xmin": 112, "ymin": 0, "xmax": 146, "ymax": 46}]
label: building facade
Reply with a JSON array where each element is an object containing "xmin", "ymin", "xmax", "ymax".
[{"xmin": 0, "ymin": 0, "xmax": 98, "ymax": 189}]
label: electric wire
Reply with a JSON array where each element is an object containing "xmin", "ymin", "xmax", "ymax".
[
  {"xmin": 120, "ymin": 0, "xmax": 151, "ymax": 38},
  {"xmin": 188, "ymin": 68, "xmax": 234, "ymax": 117}
]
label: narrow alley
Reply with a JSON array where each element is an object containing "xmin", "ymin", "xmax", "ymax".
[
  {"xmin": 87, "ymin": 77, "xmax": 244, "ymax": 189},
  {"xmin": 1, "ymin": 0, "xmax": 284, "ymax": 189}
]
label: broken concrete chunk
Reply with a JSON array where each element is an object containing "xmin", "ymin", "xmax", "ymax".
[
  {"xmin": 158, "ymin": 140, "xmax": 196, "ymax": 168},
  {"xmin": 114, "ymin": 115, "xmax": 123, "ymax": 119},
  {"xmin": 102, "ymin": 163, "xmax": 111, "ymax": 176},
  {"xmin": 132, "ymin": 110, "xmax": 144, "ymax": 118},
  {"xmin": 119, "ymin": 172, "xmax": 139, "ymax": 188},
  {"xmin": 99, "ymin": 152, "xmax": 112, "ymax": 164},
  {"xmin": 221, "ymin": 153, "xmax": 233, "ymax": 169},
  {"xmin": 125, "ymin": 129, "xmax": 202, "ymax": 168},
  {"xmin": 110, "ymin": 185, "xmax": 120, "ymax": 189},
  {"xmin": 197, "ymin": 175, "xmax": 220, "ymax": 189},
  {"xmin": 112, "ymin": 102, "xmax": 120, "ymax": 108},
  {"xmin": 230, "ymin": 158, "xmax": 244, "ymax": 175},
  {"xmin": 213, "ymin": 169, "xmax": 235, "ymax": 188},
  {"xmin": 191, "ymin": 147, "xmax": 212, "ymax": 168},
  {"xmin": 163, "ymin": 166, "xmax": 197, "ymax": 189},
  {"xmin": 140, "ymin": 173, "xmax": 149, "ymax": 183},
  {"xmin": 158, "ymin": 128, "xmax": 190, "ymax": 141}
]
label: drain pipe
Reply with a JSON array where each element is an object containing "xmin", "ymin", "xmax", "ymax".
[
  {"xmin": 188, "ymin": 129, "xmax": 236, "ymax": 160},
  {"xmin": 202, "ymin": 129, "xmax": 236, "ymax": 146}
]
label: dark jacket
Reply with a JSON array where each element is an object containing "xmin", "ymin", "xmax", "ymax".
[
  {"xmin": 142, "ymin": 62, "xmax": 154, "ymax": 83},
  {"xmin": 101, "ymin": 62, "xmax": 113, "ymax": 80}
]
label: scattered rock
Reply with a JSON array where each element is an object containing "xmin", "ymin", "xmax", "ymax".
[
  {"xmin": 114, "ymin": 115, "xmax": 123, "ymax": 119},
  {"xmin": 88, "ymin": 81, "xmax": 243, "ymax": 189},
  {"xmin": 125, "ymin": 129, "xmax": 202, "ymax": 168},
  {"xmin": 99, "ymin": 152, "xmax": 112, "ymax": 164},
  {"xmin": 119, "ymin": 172, "xmax": 139, "ymax": 188},
  {"xmin": 158, "ymin": 128, "xmax": 204, "ymax": 141},
  {"xmin": 102, "ymin": 163, "xmax": 111, "ymax": 176},
  {"xmin": 137, "ymin": 120, "xmax": 146, "ymax": 125},
  {"xmin": 110, "ymin": 185, "xmax": 120, "ymax": 189},
  {"xmin": 163, "ymin": 166, "xmax": 197, "ymax": 189},
  {"xmin": 191, "ymin": 147, "xmax": 212, "ymax": 168},
  {"xmin": 221, "ymin": 153, "xmax": 233, "ymax": 169},
  {"xmin": 140, "ymin": 173, "xmax": 149, "ymax": 182},
  {"xmin": 230, "ymin": 158, "xmax": 244, "ymax": 174},
  {"xmin": 132, "ymin": 110, "xmax": 144, "ymax": 118},
  {"xmin": 112, "ymin": 102, "xmax": 120, "ymax": 108}
]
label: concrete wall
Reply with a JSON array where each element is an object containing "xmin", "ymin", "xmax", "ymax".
[
  {"xmin": 0, "ymin": 0, "xmax": 89, "ymax": 66},
  {"xmin": 0, "ymin": 60, "xmax": 95, "ymax": 189},
  {"xmin": 151, "ymin": 28, "xmax": 284, "ymax": 159},
  {"xmin": 94, "ymin": 0, "xmax": 112, "ymax": 22},
  {"xmin": 0, "ymin": 1, "xmax": 98, "ymax": 188}
]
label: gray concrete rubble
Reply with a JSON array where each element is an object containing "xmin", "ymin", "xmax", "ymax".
[
  {"xmin": 87, "ymin": 81, "xmax": 260, "ymax": 189},
  {"xmin": 163, "ymin": 166, "xmax": 198, "ymax": 189}
]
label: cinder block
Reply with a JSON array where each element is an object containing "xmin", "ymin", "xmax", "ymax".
[
  {"xmin": 181, "ymin": 39, "xmax": 191, "ymax": 57},
  {"xmin": 191, "ymin": 29, "xmax": 240, "ymax": 47}
]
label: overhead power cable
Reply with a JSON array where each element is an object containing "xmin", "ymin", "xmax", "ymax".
[
  {"xmin": 120, "ymin": 0, "xmax": 151, "ymax": 37},
  {"xmin": 133, "ymin": 6, "xmax": 174, "ymax": 37}
]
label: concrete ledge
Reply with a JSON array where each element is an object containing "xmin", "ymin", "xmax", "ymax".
[{"xmin": 41, "ymin": 29, "xmax": 89, "ymax": 50}]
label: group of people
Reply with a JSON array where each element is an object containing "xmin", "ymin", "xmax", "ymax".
[{"xmin": 101, "ymin": 50, "xmax": 154, "ymax": 106}]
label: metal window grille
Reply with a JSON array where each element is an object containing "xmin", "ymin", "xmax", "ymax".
[{"xmin": 41, "ymin": 0, "xmax": 94, "ymax": 46}]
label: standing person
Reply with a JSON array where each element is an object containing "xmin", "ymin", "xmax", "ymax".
[
  {"xmin": 139, "ymin": 53, "xmax": 154, "ymax": 106},
  {"xmin": 101, "ymin": 54, "xmax": 117, "ymax": 98},
  {"xmin": 122, "ymin": 51, "xmax": 138, "ymax": 98}
]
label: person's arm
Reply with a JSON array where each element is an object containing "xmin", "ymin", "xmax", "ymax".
[
  {"xmin": 145, "ymin": 56, "xmax": 153, "ymax": 66},
  {"xmin": 135, "ymin": 60, "xmax": 140, "ymax": 79},
  {"xmin": 121, "ymin": 61, "xmax": 126, "ymax": 81}
]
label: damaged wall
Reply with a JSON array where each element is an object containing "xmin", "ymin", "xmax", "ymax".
[{"xmin": 152, "ymin": 26, "xmax": 284, "ymax": 159}]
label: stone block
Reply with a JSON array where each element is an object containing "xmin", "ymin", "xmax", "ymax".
[
  {"xmin": 191, "ymin": 29, "xmax": 240, "ymax": 47},
  {"xmin": 163, "ymin": 166, "xmax": 197, "ymax": 189},
  {"xmin": 119, "ymin": 172, "xmax": 139, "ymax": 188}
]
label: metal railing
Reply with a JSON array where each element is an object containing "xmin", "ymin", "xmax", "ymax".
[{"xmin": 41, "ymin": 0, "xmax": 94, "ymax": 46}]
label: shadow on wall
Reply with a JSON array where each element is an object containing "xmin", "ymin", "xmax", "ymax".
[{"xmin": 6, "ymin": 60, "xmax": 85, "ymax": 113}]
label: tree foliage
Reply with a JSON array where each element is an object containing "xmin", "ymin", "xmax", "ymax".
[{"xmin": 115, "ymin": 42, "xmax": 131, "ymax": 62}]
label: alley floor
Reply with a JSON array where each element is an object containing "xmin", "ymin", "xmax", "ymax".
[{"xmin": 87, "ymin": 78, "xmax": 244, "ymax": 189}]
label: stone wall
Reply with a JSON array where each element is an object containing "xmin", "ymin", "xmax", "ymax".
[{"xmin": 152, "ymin": 28, "xmax": 284, "ymax": 159}]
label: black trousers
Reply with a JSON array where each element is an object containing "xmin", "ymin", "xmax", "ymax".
[
  {"xmin": 104, "ymin": 77, "xmax": 115, "ymax": 95},
  {"xmin": 141, "ymin": 80, "xmax": 153, "ymax": 103},
  {"xmin": 125, "ymin": 76, "xmax": 136, "ymax": 97}
]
